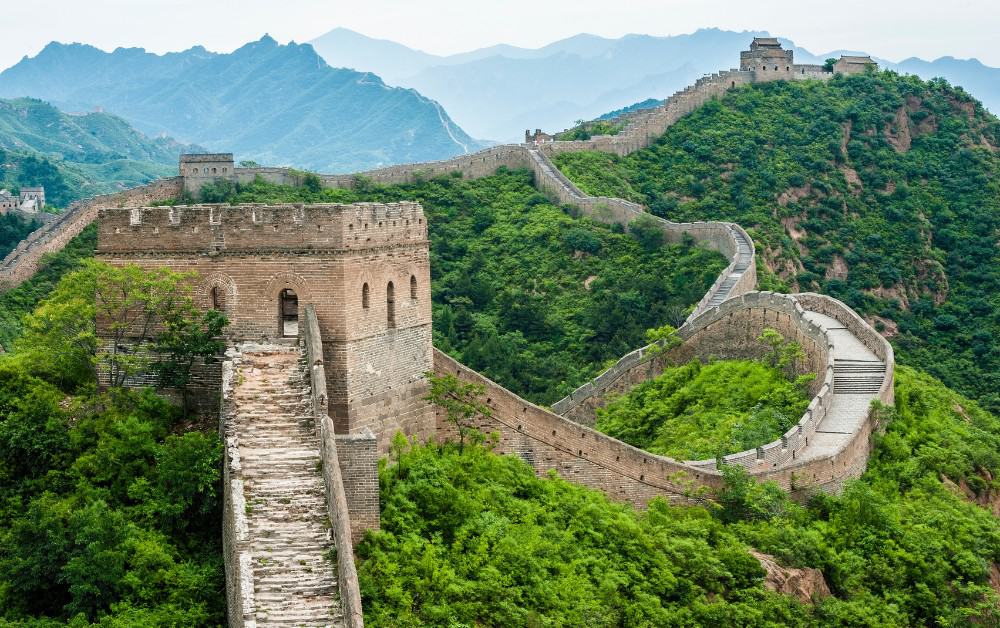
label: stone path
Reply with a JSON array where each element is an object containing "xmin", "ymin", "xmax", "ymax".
[
  {"xmin": 797, "ymin": 311, "xmax": 886, "ymax": 462},
  {"xmin": 231, "ymin": 347, "xmax": 345, "ymax": 627}
]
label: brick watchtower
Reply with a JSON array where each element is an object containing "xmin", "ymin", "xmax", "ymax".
[
  {"xmin": 740, "ymin": 37, "xmax": 795, "ymax": 81},
  {"xmin": 96, "ymin": 202, "xmax": 435, "ymax": 448}
]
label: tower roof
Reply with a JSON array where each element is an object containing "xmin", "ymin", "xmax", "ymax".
[{"xmin": 751, "ymin": 37, "xmax": 782, "ymax": 49}]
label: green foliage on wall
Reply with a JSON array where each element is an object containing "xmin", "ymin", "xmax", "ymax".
[
  {"xmin": 595, "ymin": 358, "xmax": 812, "ymax": 460},
  {"xmin": 0, "ymin": 224, "xmax": 97, "ymax": 352},
  {"xmin": 553, "ymin": 71, "xmax": 1000, "ymax": 413}
]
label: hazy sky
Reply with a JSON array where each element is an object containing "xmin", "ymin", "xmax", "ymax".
[{"xmin": 2, "ymin": 0, "xmax": 996, "ymax": 71}]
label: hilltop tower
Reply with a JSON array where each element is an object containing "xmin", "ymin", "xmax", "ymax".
[
  {"xmin": 95, "ymin": 202, "xmax": 435, "ymax": 448},
  {"xmin": 740, "ymin": 37, "xmax": 795, "ymax": 81},
  {"xmin": 179, "ymin": 153, "xmax": 236, "ymax": 195}
]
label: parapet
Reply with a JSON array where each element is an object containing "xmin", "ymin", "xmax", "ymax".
[
  {"xmin": 97, "ymin": 202, "xmax": 427, "ymax": 256},
  {"xmin": 181, "ymin": 153, "xmax": 235, "ymax": 164}
]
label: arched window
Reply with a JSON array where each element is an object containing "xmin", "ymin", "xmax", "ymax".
[
  {"xmin": 211, "ymin": 286, "xmax": 224, "ymax": 311},
  {"xmin": 410, "ymin": 275, "xmax": 417, "ymax": 300},
  {"xmin": 386, "ymin": 282, "xmax": 396, "ymax": 329},
  {"xmin": 279, "ymin": 288, "xmax": 298, "ymax": 337},
  {"xmin": 362, "ymin": 283, "xmax": 370, "ymax": 309},
  {"xmin": 212, "ymin": 167, "xmax": 217, "ymax": 174}
]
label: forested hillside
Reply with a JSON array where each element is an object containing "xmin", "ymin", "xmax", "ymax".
[
  {"xmin": 0, "ymin": 98, "xmax": 192, "ymax": 206},
  {"xmin": 554, "ymin": 71, "xmax": 1000, "ymax": 412},
  {"xmin": 358, "ymin": 366, "xmax": 1000, "ymax": 625}
]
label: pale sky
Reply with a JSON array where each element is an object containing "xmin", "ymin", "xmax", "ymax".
[{"xmin": 2, "ymin": 0, "xmax": 997, "ymax": 71}]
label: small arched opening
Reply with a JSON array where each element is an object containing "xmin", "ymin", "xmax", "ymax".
[
  {"xmin": 279, "ymin": 288, "xmax": 299, "ymax": 337},
  {"xmin": 386, "ymin": 282, "xmax": 396, "ymax": 329},
  {"xmin": 211, "ymin": 286, "xmax": 224, "ymax": 311},
  {"xmin": 410, "ymin": 275, "xmax": 417, "ymax": 301},
  {"xmin": 362, "ymin": 283, "xmax": 370, "ymax": 309}
]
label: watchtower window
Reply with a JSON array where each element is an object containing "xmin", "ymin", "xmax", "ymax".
[
  {"xmin": 410, "ymin": 275, "xmax": 417, "ymax": 300},
  {"xmin": 279, "ymin": 288, "xmax": 298, "ymax": 337},
  {"xmin": 386, "ymin": 282, "xmax": 396, "ymax": 329},
  {"xmin": 211, "ymin": 286, "xmax": 224, "ymax": 311},
  {"xmin": 362, "ymin": 283, "xmax": 370, "ymax": 309}
]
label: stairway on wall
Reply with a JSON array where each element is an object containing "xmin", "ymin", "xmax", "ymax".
[
  {"xmin": 795, "ymin": 311, "xmax": 886, "ymax": 462},
  {"xmin": 704, "ymin": 229, "xmax": 753, "ymax": 310},
  {"xmin": 231, "ymin": 346, "xmax": 345, "ymax": 627}
]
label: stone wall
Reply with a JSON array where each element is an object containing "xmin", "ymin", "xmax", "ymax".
[
  {"xmin": 0, "ymin": 177, "xmax": 183, "ymax": 290},
  {"xmin": 555, "ymin": 292, "xmax": 830, "ymax": 426},
  {"xmin": 219, "ymin": 358, "xmax": 257, "ymax": 628},
  {"xmin": 302, "ymin": 305, "xmax": 369, "ymax": 627},
  {"xmin": 434, "ymin": 289, "xmax": 894, "ymax": 501},
  {"xmin": 434, "ymin": 349, "xmax": 724, "ymax": 508}
]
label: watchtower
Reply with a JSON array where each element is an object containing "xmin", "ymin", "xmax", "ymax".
[
  {"xmin": 95, "ymin": 202, "xmax": 435, "ymax": 449},
  {"xmin": 834, "ymin": 55, "xmax": 877, "ymax": 75},
  {"xmin": 179, "ymin": 153, "xmax": 236, "ymax": 195},
  {"xmin": 740, "ymin": 37, "xmax": 794, "ymax": 81},
  {"xmin": 18, "ymin": 187, "xmax": 45, "ymax": 211}
]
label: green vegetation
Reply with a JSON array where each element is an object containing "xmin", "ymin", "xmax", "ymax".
[
  {"xmin": 0, "ymin": 98, "xmax": 187, "ymax": 207},
  {"xmin": 358, "ymin": 440, "xmax": 806, "ymax": 626},
  {"xmin": 0, "ymin": 224, "xmax": 96, "ymax": 352},
  {"xmin": 358, "ymin": 365, "xmax": 1000, "ymax": 625},
  {"xmin": 0, "ymin": 264, "xmax": 224, "ymax": 625},
  {"xmin": 595, "ymin": 359, "xmax": 812, "ymax": 461},
  {"xmin": 555, "ymin": 119, "xmax": 625, "ymax": 141},
  {"xmin": 0, "ymin": 211, "xmax": 40, "ymax": 259},
  {"xmin": 553, "ymin": 71, "xmax": 1000, "ymax": 412},
  {"xmin": 205, "ymin": 169, "xmax": 727, "ymax": 404}
]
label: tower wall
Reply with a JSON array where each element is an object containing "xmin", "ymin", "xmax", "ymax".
[{"xmin": 96, "ymin": 202, "xmax": 434, "ymax": 449}]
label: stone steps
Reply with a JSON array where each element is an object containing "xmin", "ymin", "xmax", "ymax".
[{"xmin": 230, "ymin": 347, "xmax": 345, "ymax": 627}]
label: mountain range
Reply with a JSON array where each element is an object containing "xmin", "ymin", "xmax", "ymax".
[
  {"xmin": 310, "ymin": 27, "xmax": 1000, "ymax": 142},
  {"xmin": 0, "ymin": 97, "xmax": 196, "ymax": 205},
  {"xmin": 0, "ymin": 36, "xmax": 485, "ymax": 173}
]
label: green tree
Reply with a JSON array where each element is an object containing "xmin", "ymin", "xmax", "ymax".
[
  {"xmin": 91, "ymin": 261, "xmax": 196, "ymax": 388},
  {"xmin": 424, "ymin": 373, "xmax": 491, "ymax": 453},
  {"xmin": 154, "ymin": 308, "xmax": 228, "ymax": 414}
]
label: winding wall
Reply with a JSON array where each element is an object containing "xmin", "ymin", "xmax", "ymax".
[{"xmin": 0, "ymin": 55, "xmax": 892, "ymax": 502}]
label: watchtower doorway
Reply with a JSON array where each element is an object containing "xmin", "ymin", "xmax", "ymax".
[{"xmin": 279, "ymin": 288, "xmax": 299, "ymax": 337}]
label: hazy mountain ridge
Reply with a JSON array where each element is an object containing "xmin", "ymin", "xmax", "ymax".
[
  {"xmin": 0, "ymin": 36, "xmax": 486, "ymax": 173},
  {"xmin": 310, "ymin": 28, "xmax": 1000, "ymax": 142}
]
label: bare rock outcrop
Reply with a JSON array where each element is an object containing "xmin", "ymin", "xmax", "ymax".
[{"xmin": 751, "ymin": 550, "xmax": 832, "ymax": 603}]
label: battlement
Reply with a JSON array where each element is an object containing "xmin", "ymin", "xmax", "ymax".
[
  {"xmin": 97, "ymin": 202, "xmax": 427, "ymax": 255},
  {"xmin": 181, "ymin": 153, "xmax": 235, "ymax": 164}
]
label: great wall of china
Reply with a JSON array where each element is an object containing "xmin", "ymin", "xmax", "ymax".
[{"xmin": 0, "ymin": 40, "xmax": 892, "ymax": 627}]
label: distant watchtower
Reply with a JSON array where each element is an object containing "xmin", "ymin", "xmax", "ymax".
[
  {"xmin": 96, "ymin": 202, "xmax": 435, "ymax": 449},
  {"xmin": 740, "ymin": 37, "xmax": 794, "ymax": 81},
  {"xmin": 179, "ymin": 153, "xmax": 236, "ymax": 195}
]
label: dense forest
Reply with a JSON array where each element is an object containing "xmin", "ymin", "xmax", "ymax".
[
  {"xmin": 200, "ymin": 170, "xmax": 726, "ymax": 404},
  {"xmin": 554, "ymin": 71, "xmax": 1000, "ymax": 413},
  {"xmin": 0, "ymin": 261, "xmax": 225, "ymax": 625},
  {"xmin": 358, "ymin": 365, "xmax": 1000, "ymax": 625}
]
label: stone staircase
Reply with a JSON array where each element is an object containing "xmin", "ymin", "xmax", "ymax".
[
  {"xmin": 230, "ymin": 346, "xmax": 345, "ymax": 627},
  {"xmin": 833, "ymin": 359, "xmax": 887, "ymax": 395},
  {"xmin": 705, "ymin": 229, "xmax": 753, "ymax": 310}
]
